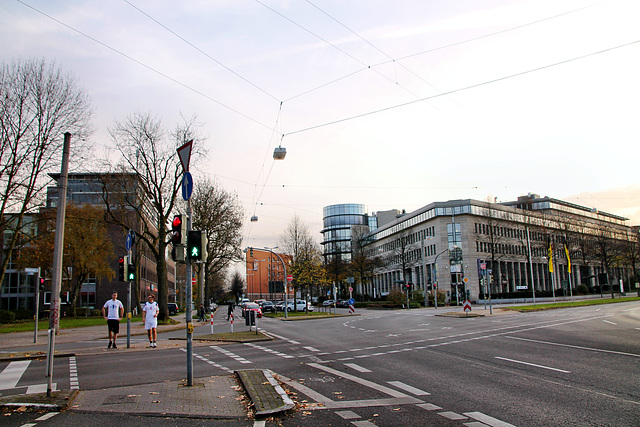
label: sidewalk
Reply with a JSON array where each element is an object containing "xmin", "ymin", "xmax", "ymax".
[{"xmin": 0, "ymin": 308, "xmax": 293, "ymax": 420}]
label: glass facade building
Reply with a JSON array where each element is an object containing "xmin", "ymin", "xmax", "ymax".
[{"xmin": 321, "ymin": 204, "xmax": 376, "ymax": 263}]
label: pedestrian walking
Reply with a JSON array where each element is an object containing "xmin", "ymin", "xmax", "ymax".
[
  {"xmin": 227, "ymin": 302, "xmax": 234, "ymax": 321},
  {"xmin": 102, "ymin": 291, "xmax": 124, "ymax": 349},
  {"xmin": 142, "ymin": 294, "xmax": 159, "ymax": 347},
  {"xmin": 198, "ymin": 304, "xmax": 205, "ymax": 322}
]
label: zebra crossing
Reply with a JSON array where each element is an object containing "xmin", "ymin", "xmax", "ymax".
[{"xmin": 0, "ymin": 358, "xmax": 75, "ymax": 397}]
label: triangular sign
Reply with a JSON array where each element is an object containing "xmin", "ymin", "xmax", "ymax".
[{"xmin": 177, "ymin": 139, "xmax": 193, "ymax": 172}]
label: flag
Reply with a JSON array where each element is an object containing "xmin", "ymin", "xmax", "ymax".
[
  {"xmin": 564, "ymin": 244, "xmax": 571, "ymax": 273},
  {"xmin": 548, "ymin": 241, "xmax": 554, "ymax": 273}
]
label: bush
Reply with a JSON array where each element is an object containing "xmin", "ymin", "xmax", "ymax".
[
  {"xmin": 576, "ymin": 284, "xmax": 589, "ymax": 295},
  {"xmin": 0, "ymin": 310, "xmax": 16, "ymax": 324},
  {"xmin": 14, "ymin": 309, "xmax": 33, "ymax": 321}
]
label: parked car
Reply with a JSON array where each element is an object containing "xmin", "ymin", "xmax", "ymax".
[
  {"xmin": 275, "ymin": 301, "xmax": 287, "ymax": 312},
  {"xmin": 238, "ymin": 298, "xmax": 250, "ymax": 309},
  {"xmin": 336, "ymin": 300, "xmax": 349, "ymax": 308},
  {"xmin": 285, "ymin": 300, "xmax": 311, "ymax": 312},
  {"xmin": 260, "ymin": 301, "xmax": 276, "ymax": 313},
  {"xmin": 322, "ymin": 299, "xmax": 335, "ymax": 307},
  {"xmin": 167, "ymin": 303, "xmax": 179, "ymax": 315},
  {"xmin": 242, "ymin": 302, "xmax": 262, "ymax": 318}
]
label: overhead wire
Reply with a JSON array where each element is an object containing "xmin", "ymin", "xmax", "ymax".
[{"xmin": 284, "ymin": 38, "xmax": 640, "ymax": 137}]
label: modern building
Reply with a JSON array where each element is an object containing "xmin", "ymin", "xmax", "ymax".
[
  {"xmin": 320, "ymin": 203, "xmax": 378, "ymax": 264},
  {"xmin": 1, "ymin": 173, "xmax": 175, "ymax": 314},
  {"xmin": 328, "ymin": 195, "xmax": 637, "ymax": 304},
  {"xmin": 244, "ymin": 248, "xmax": 292, "ymax": 301}
]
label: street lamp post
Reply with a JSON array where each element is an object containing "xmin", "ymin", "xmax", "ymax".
[
  {"xmin": 261, "ymin": 247, "xmax": 288, "ymax": 319},
  {"xmin": 433, "ymin": 248, "xmax": 449, "ymax": 310}
]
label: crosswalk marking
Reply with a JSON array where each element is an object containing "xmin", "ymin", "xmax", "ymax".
[
  {"xmin": 344, "ymin": 363, "xmax": 371, "ymax": 373},
  {"xmin": 0, "ymin": 360, "xmax": 30, "ymax": 390},
  {"xmin": 387, "ymin": 381, "xmax": 430, "ymax": 396},
  {"xmin": 244, "ymin": 342, "xmax": 295, "ymax": 359},
  {"xmin": 210, "ymin": 346, "xmax": 252, "ymax": 364},
  {"xmin": 464, "ymin": 411, "xmax": 516, "ymax": 427}
]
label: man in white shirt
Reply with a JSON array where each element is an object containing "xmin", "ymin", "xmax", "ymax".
[
  {"xmin": 102, "ymin": 291, "xmax": 124, "ymax": 349},
  {"xmin": 142, "ymin": 294, "xmax": 159, "ymax": 347}
]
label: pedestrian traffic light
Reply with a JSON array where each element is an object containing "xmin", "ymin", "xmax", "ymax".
[
  {"xmin": 118, "ymin": 256, "xmax": 126, "ymax": 281},
  {"xmin": 127, "ymin": 262, "xmax": 135, "ymax": 281},
  {"xmin": 187, "ymin": 230, "xmax": 207, "ymax": 261},
  {"xmin": 39, "ymin": 278, "xmax": 45, "ymax": 291},
  {"xmin": 171, "ymin": 214, "xmax": 187, "ymax": 246}
]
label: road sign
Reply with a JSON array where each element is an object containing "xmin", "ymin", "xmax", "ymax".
[
  {"xmin": 348, "ymin": 298, "xmax": 355, "ymax": 305},
  {"xmin": 182, "ymin": 172, "xmax": 193, "ymax": 201},
  {"xmin": 286, "ymin": 275, "xmax": 293, "ymax": 282},
  {"xmin": 463, "ymin": 277, "xmax": 469, "ymax": 284},
  {"xmin": 125, "ymin": 231, "xmax": 134, "ymax": 251},
  {"xmin": 480, "ymin": 262, "xmax": 486, "ymax": 270},
  {"xmin": 177, "ymin": 139, "xmax": 193, "ymax": 172},
  {"xmin": 463, "ymin": 300, "xmax": 472, "ymax": 312},
  {"xmin": 348, "ymin": 287, "xmax": 353, "ymax": 293}
]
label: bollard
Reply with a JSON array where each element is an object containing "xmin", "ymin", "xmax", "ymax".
[
  {"xmin": 230, "ymin": 313, "xmax": 234, "ymax": 333},
  {"xmin": 210, "ymin": 312, "xmax": 214, "ymax": 334}
]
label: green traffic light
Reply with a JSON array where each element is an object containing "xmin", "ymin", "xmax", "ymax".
[{"xmin": 191, "ymin": 247, "xmax": 199, "ymax": 257}]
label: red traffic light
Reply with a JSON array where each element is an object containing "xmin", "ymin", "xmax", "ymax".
[{"xmin": 172, "ymin": 216, "xmax": 182, "ymax": 228}]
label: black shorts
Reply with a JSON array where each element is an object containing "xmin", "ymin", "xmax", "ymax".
[{"xmin": 107, "ymin": 319, "xmax": 120, "ymax": 334}]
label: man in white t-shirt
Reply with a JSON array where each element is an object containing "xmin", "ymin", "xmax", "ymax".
[
  {"xmin": 142, "ymin": 294, "xmax": 159, "ymax": 347},
  {"xmin": 102, "ymin": 291, "xmax": 124, "ymax": 349}
]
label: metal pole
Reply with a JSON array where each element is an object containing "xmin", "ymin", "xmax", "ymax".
[
  {"xmin": 34, "ymin": 268, "xmax": 41, "ymax": 343},
  {"xmin": 126, "ymin": 274, "xmax": 131, "ymax": 349},
  {"xmin": 186, "ymin": 201, "xmax": 193, "ymax": 386},
  {"xmin": 527, "ymin": 227, "xmax": 536, "ymax": 306},
  {"xmin": 47, "ymin": 132, "xmax": 71, "ymax": 397}
]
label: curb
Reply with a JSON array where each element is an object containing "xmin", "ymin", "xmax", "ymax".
[
  {"xmin": 0, "ymin": 389, "xmax": 78, "ymax": 412},
  {"xmin": 236, "ymin": 369, "xmax": 294, "ymax": 417}
]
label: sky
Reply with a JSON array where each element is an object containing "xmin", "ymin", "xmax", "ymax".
[{"xmin": 2, "ymin": 0, "xmax": 639, "ymax": 252}]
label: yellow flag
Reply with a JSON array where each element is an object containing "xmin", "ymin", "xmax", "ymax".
[
  {"xmin": 564, "ymin": 245, "xmax": 571, "ymax": 273},
  {"xmin": 548, "ymin": 243, "xmax": 553, "ymax": 273}
]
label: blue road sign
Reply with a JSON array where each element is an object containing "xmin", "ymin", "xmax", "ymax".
[
  {"xmin": 125, "ymin": 231, "xmax": 133, "ymax": 251},
  {"xmin": 348, "ymin": 298, "xmax": 355, "ymax": 305},
  {"xmin": 182, "ymin": 172, "xmax": 193, "ymax": 201}
]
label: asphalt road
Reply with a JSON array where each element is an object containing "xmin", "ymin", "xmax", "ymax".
[{"xmin": 2, "ymin": 302, "xmax": 639, "ymax": 426}]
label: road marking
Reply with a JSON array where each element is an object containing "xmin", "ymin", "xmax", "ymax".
[
  {"xmin": 36, "ymin": 412, "xmax": 60, "ymax": 421},
  {"xmin": 438, "ymin": 411, "xmax": 467, "ymax": 420},
  {"xmin": 344, "ymin": 363, "xmax": 371, "ymax": 373},
  {"xmin": 495, "ymin": 356, "xmax": 571, "ymax": 373},
  {"xmin": 0, "ymin": 360, "xmax": 30, "ymax": 390},
  {"xmin": 417, "ymin": 403, "xmax": 442, "ymax": 411},
  {"xmin": 69, "ymin": 356, "xmax": 79, "ymax": 390},
  {"xmin": 210, "ymin": 346, "xmax": 252, "ymax": 364},
  {"xmin": 253, "ymin": 421, "xmax": 266, "ymax": 427},
  {"xmin": 26, "ymin": 383, "xmax": 57, "ymax": 394},
  {"xmin": 307, "ymin": 363, "xmax": 411, "ymax": 398},
  {"xmin": 602, "ymin": 320, "xmax": 617, "ymax": 325},
  {"xmin": 304, "ymin": 346, "xmax": 320, "ymax": 352},
  {"xmin": 464, "ymin": 411, "xmax": 516, "ymax": 427},
  {"xmin": 190, "ymin": 350, "xmax": 233, "ymax": 373},
  {"xmin": 265, "ymin": 332, "xmax": 300, "ymax": 344},
  {"xmin": 336, "ymin": 410, "xmax": 361, "ymax": 419},
  {"xmin": 506, "ymin": 336, "xmax": 640, "ymax": 358},
  {"xmin": 387, "ymin": 381, "xmax": 430, "ymax": 396},
  {"xmin": 351, "ymin": 421, "xmax": 377, "ymax": 426},
  {"xmin": 244, "ymin": 342, "xmax": 295, "ymax": 359}
]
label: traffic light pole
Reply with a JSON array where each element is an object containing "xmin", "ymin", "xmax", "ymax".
[
  {"xmin": 127, "ymin": 249, "xmax": 132, "ymax": 349},
  {"xmin": 186, "ymin": 202, "xmax": 193, "ymax": 386}
]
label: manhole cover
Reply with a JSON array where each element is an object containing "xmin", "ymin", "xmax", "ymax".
[{"xmin": 103, "ymin": 394, "xmax": 138, "ymax": 405}]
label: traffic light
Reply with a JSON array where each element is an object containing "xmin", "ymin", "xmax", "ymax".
[
  {"xmin": 187, "ymin": 230, "xmax": 207, "ymax": 261},
  {"xmin": 39, "ymin": 278, "xmax": 45, "ymax": 291},
  {"xmin": 171, "ymin": 245, "xmax": 186, "ymax": 262},
  {"xmin": 127, "ymin": 262, "xmax": 135, "ymax": 281},
  {"xmin": 118, "ymin": 256, "xmax": 126, "ymax": 281},
  {"xmin": 171, "ymin": 214, "xmax": 187, "ymax": 246}
]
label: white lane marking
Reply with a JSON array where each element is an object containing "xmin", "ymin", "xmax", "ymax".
[
  {"xmin": 336, "ymin": 409, "xmax": 361, "ymax": 419},
  {"xmin": 506, "ymin": 336, "xmax": 640, "ymax": 358},
  {"xmin": 36, "ymin": 412, "xmax": 60, "ymax": 421},
  {"xmin": 26, "ymin": 383, "xmax": 57, "ymax": 394},
  {"xmin": 351, "ymin": 421, "xmax": 377, "ymax": 426},
  {"xmin": 495, "ymin": 357, "xmax": 571, "ymax": 373},
  {"xmin": 253, "ymin": 420, "xmax": 266, "ymax": 427},
  {"xmin": 0, "ymin": 360, "xmax": 30, "ymax": 390},
  {"xmin": 464, "ymin": 411, "xmax": 516, "ymax": 427},
  {"xmin": 602, "ymin": 320, "xmax": 617, "ymax": 325},
  {"xmin": 417, "ymin": 403, "xmax": 442, "ymax": 411},
  {"xmin": 265, "ymin": 332, "xmax": 300, "ymax": 344},
  {"xmin": 438, "ymin": 411, "xmax": 467, "ymax": 420},
  {"xmin": 244, "ymin": 342, "xmax": 295, "ymax": 359},
  {"xmin": 69, "ymin": 356, "xmax": 79, "ymax": 390},
  {"xmin": 190, "ymin": 350, "xmax": 233, "ymax": 373},
  {"xmin": 344, "ymin": 363, "xmax": 371, "ymax": 373},
  {"xmin": 210, "ymin": 346, "xmax": 252, "ymax": 364},
  {"xmin": 304, "ymin": 346, "xmax": 320, "ymax": 352},
  {"xmin": 307, "ymin": 363, "xmax": 410, "ymax": 398},
  {"xmin": 387, "ymin": 381, "xmax": 430, "ymax": 396}
]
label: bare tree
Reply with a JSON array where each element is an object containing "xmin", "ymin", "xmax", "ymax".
[
  {"xmin": 350, "ymin": 225, "xmax": 382, "ymax": 298},
  {"xmin": 101, "ymin": 112, "xmax": 203, "ymax": 321},
  {"xmin": 280, "ymin": 215, "xmax": 326, "ymax": 307},
  {"xmin": 0, "ymin": 58, "xmax": 93, "ymax": 286},
  {"xmin": 189, "ymin": 177, "xmax": 245, "ymax": 304}
]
